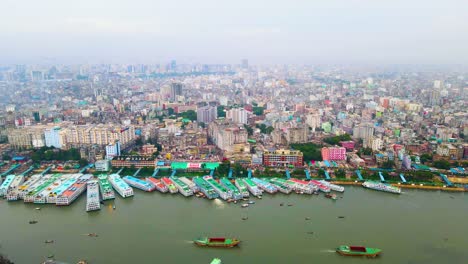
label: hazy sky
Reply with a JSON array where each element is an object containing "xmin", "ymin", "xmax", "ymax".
[{"xmin": 1, "ymin": 0, "xmax": 467, "ymax": 64}]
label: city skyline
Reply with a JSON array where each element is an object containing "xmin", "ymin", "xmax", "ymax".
[{"xmin": 1, "ymin": 0, "xmax": 467, "ymax": 64}]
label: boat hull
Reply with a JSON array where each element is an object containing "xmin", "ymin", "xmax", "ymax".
[{"xmin": 194, "ymin": 241, "xmax": 240, "ymax": 248}]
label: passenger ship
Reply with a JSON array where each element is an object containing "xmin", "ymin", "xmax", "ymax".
[
  {"xmin": 243, "ymin": 178, "xmax": 263, "ymax": 196},
  {"xmin": 98, "ymin": 174, "xmax": 115, "ymax": 200},
  {"xmin": 193, "ymin": 177, "xmax": 219, "ymax": 199},
  {"xmin": 123, "ymin": 176, "xmax": 156, "ymax": 192},
  {"xmin": 179, "ymin": 177, "xmax": 200, "ymax": 193},
  {"xmin": 56, "ymin": 174, "xmax": 93, "ymax": 205},
  {"xmin": 48, "ymin": 174, "xmax": 82, "ymax": 204},
  {"xmin": 234, "ymin": 179, "xmax": 250, "ymax": 198},
  {"xmin": 220, "ymin": 178, "xmax": 243, "ymax": 200},
  {"xmin": 319, "ymin": 180, "xmax": 345, "ymax": 192},
  {"xmin": 86, "ymin": 180, "xmax": 101, "ymax": 212},
  {"xmin": 161, "ymin": 177, "xmax": 179, "ymax": 194},
  {"xmin": 252, "ymin": 178, "xmax": 278, "ymax": 194},
  {"xmin": 5, "ymin": 175, "xmax": 25, "ymax": 201},
  {"xmin": 108, "ymin": 174, "xmax": 134, "ymax": 198},
  {"xmin": 146, "ymin": 177, "xmax": 168, "ymax": 193},
  {"xmin": 170, "ymin": 176, "xmax": 193, "ymax": 196},
  {"xmin": 204, "ymin": 176, "xmax": 231, "ymax": 200},
  {"xmin": 15, "ymin": 174, "xmax": 41, "ymax": 200},
  {"xmin": 362, "ymin": 181, "xmax": 401, "ymax": 194}
]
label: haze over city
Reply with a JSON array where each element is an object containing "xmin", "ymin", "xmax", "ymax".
[{"xmin": 1, "ymin": 0, "xmax": 468, "ymax": 64}]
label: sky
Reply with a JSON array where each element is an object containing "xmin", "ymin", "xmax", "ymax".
[{"xmin": 1, "ymin": 0, "xmax": 467, "ymax": 65}]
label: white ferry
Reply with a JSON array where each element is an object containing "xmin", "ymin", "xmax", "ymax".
[
  {"xmin": 108, "ymin": 174, "xmax": 134, "ymax": 198},
  {"xmin": 170, "ymin": 176, "xmax": 193, "ymax": 197},
  {"xmin": 5, "ymin": 175, "xmax": 25, "ymax": 201},
  {"xmin": 362, "ymin": 181, "xmax": 401, "ymax": 194},
  {"xmin": 179, "ymin": 177, "xmax": 200, "ymax": 193},
  {"xmin": 318, "ymin": 180, "xmax": 345, "ymax": 192},
  {"xmin": 56, "ymin": 174, "xmax": 93, "ymax": 205},
  {"xmin": 86, "ymin": 180, "xmax": 101, "ymax": 212},
  {"xmin": 123, "ymin": 176, "xmax": 156, "ymax": 192}
]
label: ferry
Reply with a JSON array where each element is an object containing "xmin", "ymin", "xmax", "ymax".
[
  {"xmin": 48, "ymin": 174, "xmax": 82, "ymax": 204},
  {"xmin": 220, "ymin": 178, "xmax": 243, "ymax": 200},
  {"xmin": 193, "ymin": 177, "xmax": 219, "ymax": 199},
  {"xmin": 289, "ymin": 178, "xmax": 317, "ymax": 194},
  {"xmin": 86, "ymin": 180, "xmax": 100, "ymax": 212},
  {"xmin": 252, "ymin": 178, "xmax": 278, "ymax": 194},
  {"xmin": 108, "ymin": 174, "xmax": 134, "ymax": 198},
  {"xmin": 123, "ymin": 176, "xmax": 156, "ymax": 192},
  {"xmin": 0, "ymin": 175, "xmax": 16, "ymax": 197},
  {"xmin": 24, "ymin": 174, "xmax": 61, "ymax": 203},
  {"xmin": 203, "ymin": 176, "xmax": 231, "ymax": 200},
  {"xmin": 98, "ymin": 175, "xmax": 115, "ymax": 200},
  {"xmin": 243, "ymin": 178, "xmax": 263, "ymax": 196},
  {"xmin": 309, "ymin": 180, "xmax": 331, "ymax": 193},
  {"xmin": 267, "ymin": 178, "xmax": 292, "ymax": 194},
  {"xmin": 146, "ymin": 177, "xmax": 168, "ymax": 193},
  {"xmin": 5, "ymin": 175, "xmax": 25, "ymax": 201},
  {"xmin": 35, "ymin": 175, "xmax": 71, "ymax": 204},
  {"xmin": 15, "ymin": 174, "xmax": 41, "ymax": 200},
  {"xmin": 319, "ymin": 180, "xmax": 345, "ymax": 192},
  {"xmin": 362, "ymin": 181, "xmax": 401, "ymax": 194},
  {"xmin": 179, "ymin": 177, "xmax": 200, "ymax": 193},
  {"xmin": 161, "ymin": 177, "xmax": 179, "ymax": 194},
  {"xmin": 234, "ymin": 179, "xmax": 250, "ymax": 198},
  {"xmin": 56, "ymin": 174, "xmax": 93, "ymax": 205},
  {"xmin": 170, "ymin": 176, "xmax": 193, "ymax": 196}
]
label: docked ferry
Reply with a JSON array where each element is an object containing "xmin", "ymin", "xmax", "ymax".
[
  {"xmin": 0, "ymin": 175, "xmax": 16, "ymax": 197},
  {"xmin": 170, "ymin": 176, "xmax": 193, "ymax": 197},
  {"xmin": 108, "ymin": 174, "xmax": 134, "ymax": 198},
  {"xmin": 161, "ymin": 177, "xmax": 179, "ymax": 194},
  {"xmin": 15, "ymin": 174, "xmax": 41, "ymax": 200},
  {"xmin": 193, "ymin": 177, "xmax": 219, "ymax": 199},
  {"xmin": 267, "ymin": 178, "xmax": 292, "ymax": 194},
  {"xmin": 98, "ymin": 174, "xmax": 115, "ymax": 200},
  {"xmin": 220, "ymin": 178, "xmax": 243, "ymax": 200},
  {"xmin": 203, "ymin": 176, "xmax": 231, "ymax": 200},
  {"xmin": 56, "ymin": 174, "xmax": 93, "ymax": 205},
  {"xmin": 5, "ymin": 175, "xmax": 24, "ymax": 201},
  {"xmin": 123, "ymin": 176, "xmax": 156, "ymax": 192},
  {"xmin": 49, "ymin": 174, "xmax": 83, "ymax": 204},
  {"xmin": 86, "ymin": 180, "xmax": 101, "ymax": 212},
  {"xmin": 179, "ymin": 177, "xmax": 200, "ymax": 193},
  {"xmin": 289, "ymin": 178, "xmax": 317, "ymax": 194},
  {"xmin": 35, "ymin": 175, "xmax": 72, "ymax": 204},
  {"xmin": 24, "ymin": 174, "xmax": 61, "ymax": 203},
  {"xmin": 362, "ymin": 181, "xmax": 401, "ymax": 194},
  {"xmin": 234, "ymin": 179, "xmax": 250, "ymax": 198},
  {"xmin": 252, "ymin": 178, "xmax": 278, "ymax": 194},
  {"xmin": 319, "ymin": 180, "xmax": 345, "ymax": 192},
  {"xmin": 309, "ymin": 180, "xmax": 331, "ymax": 193},
  {"xmin": 146, "ymin": 177, "xmax": 168, "ymax": 193},
  {"xmin": 243, "ymin": 178, "xmax": 263, "ymax": 196}
]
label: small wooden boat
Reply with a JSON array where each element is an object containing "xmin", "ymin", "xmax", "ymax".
[
  {"xmin": 336, "ymin": 245, "xmax": 382, "ymax": 257},
  {"xmin": 35, "ymin": 207, "xmax": 41, "ymax": 210},
  {"xmin": 112, "ymin": 205, "xmax": 116, "ymax": 210},
  {"xmin": 77, "ymin": 260, "xmax": 88, "ymax": 264},
  {"xmin": 29, "ymin": 220, "xmax": 38, "ymax": 224},
  {"xmin": 325, "ymin": 193, "xmax": 337, "ymax": 200},
  {"xmin": 44, "ymin": 240, "xmax": 54, "ymax": 244},
  {"xmin": 210, "ymin": 258, "xmax": 222, "ymax": 264},
  {"xmin": 194, "ymin": 237, "xmax": 240, "ymax": 248},
  {"xmin": 248, "ymin": 201, "xmax": 255, "ymax": 204},
  {"xmin": 86, "ymin": 233, "xmax": 98, "ymax": 237},
  {"xmin": 241, "ymin": 203, "xmax": 249, "ymax": 208}
]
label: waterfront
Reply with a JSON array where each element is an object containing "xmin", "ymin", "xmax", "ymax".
[{"xmin": 1, "ymin": 187, "xmax": 467, "ymax": 264}]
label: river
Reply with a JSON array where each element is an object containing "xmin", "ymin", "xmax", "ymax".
[{"xmin": 0, "ymin": 187, "xmax": 467, "ymax": 264}]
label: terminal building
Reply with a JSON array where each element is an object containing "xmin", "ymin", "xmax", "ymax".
[{"xmin": 263, "ymin": 149, "xmax": 304, "ymax": 168}]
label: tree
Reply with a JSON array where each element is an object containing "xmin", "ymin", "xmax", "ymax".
[
  {"xmin": 135, "ymin": 138, "xmax": 143, "ymax": 146},
  {"xmin": 290, "ymin": 143, "xmax": 323, "ymax": 162},
  {"xmin": 433, "ymin": 160, "xmax": 450, "ymax": 170},
  {"xmin": 79, "ymin": 158, "xmax": 88, "ymax": 167},
  {"xmin": 0, "ymin": 254, "xmax": 14, "ymax": 264},
  {"xmin": 217, "ymin": 106, "xmax": 226, "ymax": 118},
  {"xmin": 2, "ymin": 154, "xmax": 11, "ymax": 161},
  {"xmin": 334, "ymin": 169, "xmax": 346, "ymax": 178},
  {"xmin": 179, "ymin": 110, "xmax": 197, "ymax": 121},
  {"xmin": 199, "ymin": 122, "xmax": 206, "ymax": 128},
  {"xmin": 323, "ymin": 134, "xmax": 352, "ymax": 145},
  {"xmin": 244, "ymin": 124, "xmax": 253, "ymax": 136},
  {"xmin": 167, "ymin": 108, "xmax": 175, "ymax": 116},
  {"xmin": 381, "ymin": 160, "xmax": 394, "ymax": 169},
  {"xmin": 420, "ymin": 153, "xmax": 433, "ymax": 164},
  {"xmin": 252, "ymin": 106, "xmax": 264, "ymax": 116}
]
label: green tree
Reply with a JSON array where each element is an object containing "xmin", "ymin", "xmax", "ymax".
[
  {"xmin": 433, "ymin": 160, "xmax": 450, "ymax": 170},
  {"xmin": 420, "ymin": 153, "xmax": 433, "ymax": 164},
  {"xmin": 244, "ymin": 124, "xmax": 253, "ymax": 136},
  {"xmin": 2, "ymin": 154, "xmax": 11, "ymax": 161},
  {"xmin": 167, "ymin": 107, "xmax": 175, "ymax": 116},
  {"xmin": 381, "ymin": 160, "xmax": 394, "ymax": 169},
  {"xmin": 0, "ymin": 254, "xmax": 14, "ymax": 264},
  {"xmin": 290, "ymin": 143, "xmax": 323, "ymax": 162},
  {"xmin": 217, "ymin": 106, "xmax": 226, "ymax": 118},
  {"xmin": 323, "ymin": 134, "xmax": 352, "ymax": 145},
  {"xmin": 135, "ymin": 138, "xmax": 143, "ymax": 146},
  {"xmin": 334, "ymin": 168, "xmax": 346, "ymax": 178},
  {"xmin": 79, "ymin": 158, "xmax": 88, "ymax": 167},
  {"xmin": 179, "ymin": 110, "xmax": 197, "ymax": 121},
  {"xmin": 252, "ymin": 106, "xmax": 264, "ymax": 116}
]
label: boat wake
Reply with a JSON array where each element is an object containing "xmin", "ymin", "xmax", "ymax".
[
  {"xmin": 319, "ymin": 249, "xmax": 336, "ymax": 253},
  {"xmin": 213, "ymin": 199, "xmax": 225, "ymax": 209},
  {"xmin": 182, "ymin": 240, "xmax": 194, "ymax": 244}
]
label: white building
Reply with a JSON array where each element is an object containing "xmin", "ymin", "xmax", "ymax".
[
  {"xmin": 226, "ymin": 108, "xmax": 248, "ymax": 124},
  {"xmin": 106, "ymin": 141, "xmax": 121, "ymax": 160},
  {"xmin": 95, "ymin": 160, "xmax": 111, "ymax": 171},
  {"xmin": 44, "ymin": 127, "xmax": 63, "ymax": 148},
  {"xmin": 197, "ymin": 106, "xmax": 217, "ymax": 123},
  {"xmin": 371, "ymin": 137, "xmax": 383, "ymax": 151}
]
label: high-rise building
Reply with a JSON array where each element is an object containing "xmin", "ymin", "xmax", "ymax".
[
  {"xmin": 44, "ymin": 127, "xmax": 63, "ymax": 149},
  {"xmin": 197, "ymin": 106, "xmax": 217, "ymax": 123},
  {"xmin": 170, "ymin": 82, "xmax": 183, "ymax": 102},
  {"xmin": 106, "ymin": 140, "xmax": 121, "ymax": 160},
  {"xmin": 226, "ymin": 108, "xmax": 248, "ymax": 124},
  {"xmin": 263, "ymin": 149, "xmax": 304, "ymax": 167}
]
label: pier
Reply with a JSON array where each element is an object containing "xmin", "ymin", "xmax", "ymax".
[
  {"xmin": 133, "ymin": 168, "xmax": 142, "ymax": 177},
  {"xmin": 379, "ymin": 171, "xmax": 386, "ymax": 182},
  {"xmin": 171, "ymin": 170, "xmax": 177, "ymax": 177},
  {"xmin": 20, "ymin": 166, "xmax": 35, "ymax": 176},
  {"xmin": 247, "ymin": 169, "xmax": 252, "ymax": 179},
  {"xmin": 0, "ymin": 164, "xmax": 21, "ymax": 177},
  {"xmin": 285, "ymin": 169, "xmax": 291, "ymax": 179},
  {"xmin": 399, "ymin": 174, "xmax": 407, "ymax": 183},
  {"xmin": 304, "ymin": 170, "xmax": 311, "ymax": 180},
  {"xmin": 228, "ymin": 168, "xmax": 233, "ymax": 179},
  {"xmin": 40, "ymin": 166, "xmax": 52, "ymax": 176},
  {"xmin": 152, "ymin": 168, "xmax": 159, "ymax": 177},
  {"xmin": 439, "ymin": 174, "xmax": 453, "ymax": 187},
  {"xmin": 355, "ymin": 170, "xmax": 364, "ymax": 181},
  {"xmin": 324, "ymin": 170, "xmax": 331, "ymax": 180}
]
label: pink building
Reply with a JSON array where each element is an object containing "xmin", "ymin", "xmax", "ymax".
[
  {"xmin": 340, "ymin": 141, "xmax": 355, "ymax": 151},
  {"xmin": 321, "ymin": 147, "xmax": 346, "ymax": 161}
]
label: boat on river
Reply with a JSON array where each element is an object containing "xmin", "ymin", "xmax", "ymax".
[
  {"xmin": 234, "ymin": 179, "xmax": 249, "ymax": 198},
  {"xmin": 362, "ymin": 181, "xmax": 401, "ymax": 194},
  {"xmin": 146, "ymin": 177, "xmax": 168, "ymax": 193},
  {"xmin": 194, "ymin": 237, "xmax": 240, "ymax": 248},
  {"xmin": 336, "ymin": 245, "xmax": 382, "ymax": 257},
  {"xmin": 161, "ymin": 177, "xmax": 178, "ymax": 194}
]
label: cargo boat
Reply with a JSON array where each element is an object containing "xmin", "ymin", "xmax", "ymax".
[
  {"xmin": 161, "ymin": 177, "xmax": 178, "ymax": 194},
  {"xmin": 220, "ymin": 178, "xmax": 243, "ymax": 200},
  {"xmin": 5, "ymin": 175, "xmax": 25, "ymax": 200},
  {"xmin": 309, "ymin": 180, "xmax": 331, "ymax": 193},
  {"xmin": 193, "ymin": 177, "xmax": 219, "ymax": 199},
  {"xmin": 24, "ymin": 174, "xmax": 61, "ymax": 203},
  {"xmin": 362, "ymin": 181, "xmax": 401, "ymax": 194},
  {"xmin": 15, "ymin": 174, "xmax": 41, "ymax": 200},
  {"xmin": 319, "ymin": 180, "xmax": 345, "ymax": 192},
  {"xmin": 123, "ymin": 176, "xmax": 156, "ymax": 192},
  {"xmin": 289, "ymin": 178, "xmax": 317, "ymax": 194},
  {"xmin": 336, "ymin": 245, "xmax": 382, "ymax": 257},
  {"xmin": 86, "ymin": 180, "xmax": 100, "ymax": 212},
  {"xmin": 252, "ymin": 178, "xmax": 278, "ymax": 194},
  {"xmin": 98, "ymin": 175, "xmax": 115, "ymax": 200},
  {"xmin": 20, "ymin": 174, "xmax": 60, "ymax": 203},
  {"xmin": 56, "ymin": 174, "xmax": 92, "ymax": 205},
  {"xmin": 243, "ymin": 178, "xmax": 263, "ymax": 196},
  {"xmin": 48, "ymin": 174, "xmax": 82, "ymax": 204},
  {"xmin": 108, "ymin": 174, "xmax": 134, "ymax": 198},
  {"xmin": 234, "ymin": 179, "xmax": 250, "ymax": 198},
  {"xmin": 0, "ymin": 175, "xmax": 16, "ymax": 197},
  {"xmin": 170, "ymin": 176, "xmax": 193, "ymax": 196},
  {"xmin": 193, "ymin": 237, "xmax": 240, "ymax": 248},
  {"xmin": 179, "ymin": 177, "xmax": 200, "ymax": 193},
  {"xmin": 204, "ymin": 176, "xmax": 231, "ymax": 200},
  {"xmin": 146, "ymin": 177, "xmax": 168, "ymax": 193},
  {"xmin": 267, "ymin": 178, "xmax": 292, "ymax": 194}
]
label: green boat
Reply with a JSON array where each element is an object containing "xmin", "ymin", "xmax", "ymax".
[
  {"xmin": 336, "ymin": 245, "xmax": 382, "ymax": 257},
  {"xmin": 194, "ymin": 237, "xmax": 240, "ymax": 248},
  {"xmin": 210, "ymin": 258, "xmax": 222, "ymax": 264}
]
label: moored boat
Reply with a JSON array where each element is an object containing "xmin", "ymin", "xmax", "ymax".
[
  {"xmin": 220, "ymin": 178, "xmax": 243, "ymax": 200},
  {"xmin": 193, "ymin": 237, "xmax": 240, "ymax": 248},
  {"xmin": 56, "ymin": 174, "xmax": 92, "ymax": 205},
  {"xmin": 252, "ymin": 178, "xmax": 278, "ymax": 194},
  {"xmin": 309, "ymin": 180, "xmax": 331, "ymax": 193},
  {"xmin": 146, "ymin": 177, "xmax": 168, "ymax": 193},
  {"xmin": 362, "ymin": 181, "xmax": 401, "ymax": 194},
  {"xmin": 170, "ymin": 176, "xmax": 193, "ymax": 196},
  {"xmin": 161, "ymin": 177, "xmax": 178, "ymax": 194},
  {"xmin": 6, "ymin": 175, "xmax": 25, "ymax": 201},
  {"xmin": 108, "ymin": 174, "xmax": 134, "ymax": 198},
  {"xmin": 234, "ymin": 179, "xmax": 249, "ymax": 198},
  {"xmin": 98, "ymin": 174, "xmax": 115, "ymax": 200},
  {"xmin": 204, "ymin": 176, "xmax": 231, "ymax": 200},
  {"xmin": 179, "ymin": 177, "xmax": 200, "ymax": 193},
  {"xmin": 86, "ymin": 180, "xmax": 100, "ymax": 212},
  {"xmin": 336, "ymin": 245, "xmax": 382, "ymax": 257},
  {"xmin": 319, "ymin": 180, "xmax": 345, "ymax": 192},
  {"xmin": 243, "ymin": 178, "xmax": 262, "ymax": 196},
  {"xmin": 193, "ymin": 177, "xmax": 219, "ymax": 199},
  {"xmin": 123, "ymin": 176, "xmax": 156, "ymax": 192}
]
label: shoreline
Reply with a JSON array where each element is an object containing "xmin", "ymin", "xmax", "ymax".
[{"xmin": 332, "ymin": 181, "xmax": 467, "ymax": 192}]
